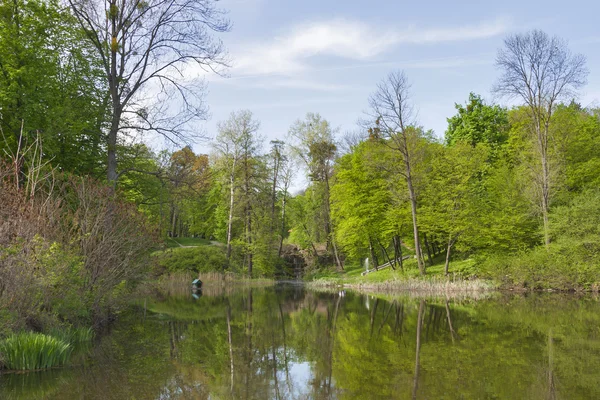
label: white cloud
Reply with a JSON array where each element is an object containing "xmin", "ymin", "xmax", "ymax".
[{"xmin": 232, "ymin": 17, "xmax": 511, "ymax": 76}]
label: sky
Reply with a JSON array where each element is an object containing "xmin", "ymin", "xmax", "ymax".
[{"xmin": 184, "ymin": 0, "xmax": 600, "ymax": 158}]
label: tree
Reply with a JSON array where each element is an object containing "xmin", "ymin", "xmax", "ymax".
[
  {"xmin": 493, "ymin": 30, "xmax": 588, "ymax": 247},
  {"xmin": 331, "ymin": 139, "xmax": 395, "ymax": 268},
  {"xmin": 166, "ymin": 146, "xmax": 210, "ymax": 237},
  {"xmin": 367, "ymin": 71, "xmax": 426, "ymax": 275},
  {"xmin": 68, "ymin": 0, "xmax": 230, "ymax": 184},
  {"xmin": 0, "ymin": 0, "xmax": 107, "ymax": 179},
  {"xmin": 213, "ymin": 110, "xmax": 261, "ymax": 274},
  {"xmin": 289, "ymin": 113, "xmax": 343, "ymax": 271},
  {"xmin": 420, "ymin": 143, "xmax": 487, "ymax": 274},
  {"xmin": 445, "ymin": 93, "xmax": 509, "ymax": 148}
]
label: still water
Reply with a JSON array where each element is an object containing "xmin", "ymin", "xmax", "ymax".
[{"xmin": 1, "ymin": 283, "xmax": 600, "ymax": 399}]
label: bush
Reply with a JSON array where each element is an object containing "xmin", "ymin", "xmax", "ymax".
[
  {"xmin": 0, "ymin": 163, "xmax": 157, "ymax": 329},
  {"xmin": 153, "ymin": 246, "xmax": 228, "ymax": 274},
  {"xmin": 478, "ymin": 189, "xmax": 600, "ymax": 290}
]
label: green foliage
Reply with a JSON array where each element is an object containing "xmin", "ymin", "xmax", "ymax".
[
  {"xmin": 0, "ymin": 332, "xmax": 72, "ymax": 371},
  {"xmin": 0, "ymin": 0, "xmax": 107, "ymax": 176},
  {"xmin": 153, "ymin": 246, "xmax": 228, "ymax": 274},
  {"xmin": 332, "ymin": 140, "xmax": 394, "ymax": 262},
  {"xmin": 480, "ymin": 189, "xmax": 600, "ymax": 290},
  {"xmin": 446, "ymin": 93, "xmax": 509, "ymax": 147}
]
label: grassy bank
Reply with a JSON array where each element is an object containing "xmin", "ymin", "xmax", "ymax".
[{"xmin": 305, "ymin": 255, "xmax": 494, "ymax": 292}]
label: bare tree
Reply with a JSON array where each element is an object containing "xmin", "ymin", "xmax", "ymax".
[
  {"xmin": 68, "ymin": 0, "xmax": 230, "ymax": 184},
  {"xmin": 493, "ymin": 30, "xmax": 587, "ymax": 247},
  {"xmin": 367, "ymin": 71, "xmax": 426, "ymax": 275}
]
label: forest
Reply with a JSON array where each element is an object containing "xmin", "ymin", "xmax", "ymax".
[{"xmin": 1, "ymin": 0, "xmax": 600, "ymax": 348}]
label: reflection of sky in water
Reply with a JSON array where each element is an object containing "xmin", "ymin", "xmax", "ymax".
[{"xmin": 285, "ymin": 360, "xmax": 312, "ymax": 399}]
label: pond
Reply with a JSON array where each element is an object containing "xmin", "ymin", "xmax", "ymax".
[{"xmin": 1, "ymin": 283, "xmax": 600, "ymax": 399}]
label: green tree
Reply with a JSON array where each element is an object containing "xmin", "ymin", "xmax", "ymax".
[
  {"xmin": 445, "ymin": 93, "xmax": 509, "ymax": 148},
  {"xmin": 289, "ymin": 113, "xmax": 343, "ymax": 271},
  {"xmin": 0, "ymin": 0, "xmax": 106, "ymax": 178},
  {"xmin": 494, "ymin": 29, "xmax": 588, "ymax": 247},
  {"xmin": 367, "ymin": 71, "xmax": 427, "ymax": 275},
  {"xmin": 331, "ymin": 139, "xmax": 394, "ymax": 268},
  {"xmin": 420, "ymin": 143, "xmax": 488, "ymax": 273}
]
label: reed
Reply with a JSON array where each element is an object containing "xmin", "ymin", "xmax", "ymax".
[
  {"xmin": 0, "ymin": 332, "xmax": 72, "ymax": 371},
  {"xmin": 48, "ymin": 327, "xmax": 95, "ymax": 344}
]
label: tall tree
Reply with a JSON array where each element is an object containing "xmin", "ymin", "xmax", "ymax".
[
  {"xmin": 367, "ymin": 71, "xmax": 426, "ymax": 275},
  {"xmin": 331, "ymin": 139, "xmax": 394, "ymax": 268},
  {"xmin": 213, "ymin": 110, "xmax": 261, "ymax": 274},
  {"xmin": 68, "ymin": 0, "xmax": 230, "ymax": 184},
  {"xmin": 289, "ymin": 113, "xmax": 343, "ymax": 271},
  {"xmin": 0, "ymin": 0, "xmax": 106, "ymax": 178},
  {"xmin": 493, "ymin": 30, "xmax": 587, "ymax": 247}
]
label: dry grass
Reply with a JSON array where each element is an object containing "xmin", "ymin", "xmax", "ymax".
[{"xmin": 307, "ymin": 276, "xmax": 495, "ymax": 300}]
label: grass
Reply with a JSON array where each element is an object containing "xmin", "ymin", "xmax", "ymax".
[
  {"xmin": 48, "ymin": 326, "xmax": 95, "ymax": 344},
  {"xmin": 0, "ymin": 332, "xmax": 72, "ymax": 371},
  {"xmin": 165, "ymin": 237, "xmax": 212, "ymax": 248},
  {"xmin": 306, "ymin": 255, "xmax": 493, "ymax": 295},
  {"xmin": 0, "ymin": 326, "xmax": 94, "ymax": 372}
]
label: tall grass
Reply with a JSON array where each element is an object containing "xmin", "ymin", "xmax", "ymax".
[
  {"xmin": 0, "ymin": 332, "xmax": 72, "ymax": 371},
  {"xmin": 48, "ymin": 327, "xmax": 95, "ymax": 344}
]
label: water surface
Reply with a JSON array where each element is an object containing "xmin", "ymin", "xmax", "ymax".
[{"xmin": 1, "ymin": 284, "xmax": 600, "ymax": 399}]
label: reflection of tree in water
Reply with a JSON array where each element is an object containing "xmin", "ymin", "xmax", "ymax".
[{"xmin": 4, "ymin": 288, "xmax": 600, "ymax": 399}]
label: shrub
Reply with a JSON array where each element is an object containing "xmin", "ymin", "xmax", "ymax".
[
  {"xmin": 0, "ymin": 163, "xmax": 157, "ymax": 328},
  {"xmin": 153, "ymin": 246, "xmax": 228, "ymax": 274}
]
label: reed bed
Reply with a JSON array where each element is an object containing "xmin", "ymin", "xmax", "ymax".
[
  {"xmin": 308, "ymin": 277, "xmax": 495, "ymax": 299},
  {"xmin": 0, "ymin": 332, "xmax": 72, "ymax": 371}
]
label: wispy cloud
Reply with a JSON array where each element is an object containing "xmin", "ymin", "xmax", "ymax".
[{"xmin": 232, "ymin": 17, "xmax": 511, "ymax": 76}]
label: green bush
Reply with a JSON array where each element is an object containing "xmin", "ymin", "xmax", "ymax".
[
  {"xmin": 153, "ymin": 246, "xmax": 228, "ymax": 274},
  {"xmin": 479, "ymin": 241, "xmax": 600, "ymax": 290},
  {"xmin": 0, "ymin": 332, "xmax": 72, "ymax": 371},
  {"xmin": 478, "ymin": 189, "xmax": 600, "ymax": 290}
]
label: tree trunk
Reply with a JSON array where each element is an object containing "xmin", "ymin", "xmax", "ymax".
[
  {"xmin": 227, "ymin": 304, "xmax": 234, "ymax": 395},
  {"xmin": 107, "ymin": 119, "xmax": 118, "ymax": 184},
  {"xmin": 226, "ymin": 168, "xmax": 235, "ymax": 260},
  {"xmin": 538, "ymin": 118, "xmax": 551, "ymax": 249},
  {"xmin": 405, "ymin": 158, "xmax": 425, "ymax": 275},
  {"xmin": 445, "ymin": 299, "xmax": 457, "ymax": 344},
  {"xmin": 444, "ymin": 234, "xmax": 458, "ymax": 276},
  {"xmin": 170, "ymin": 204, "xmax": 177, "ymax": 238},
  {"xmin": 324, "ymin": 173, "xmax": 343, "ymax": 271},
  {"xmin": 444, "ymin": 239, "xmax": 452, "ymax": 276},
  {"xmin": 412, "ymin": 300, "xmax": 425, "ymax": 400},
  {"xmin": 393, "ymin": 235, "xmax": 403, "ymax": 271},
  {"xmin": 270, "ymin": 151, "xmax": 280, "ymax": 235},
  {"xmin": 423, "ymin": 233, "xmax": 433, "ymax": 266},
  {"xmin": 107, "ymin": 3, "xmax": 119, "ymax": 185},
  {"xmin": 246, "ymin": 204, "xmax": 253, "ymax": 278},
  {"xmin": 278, "ymin": 193, "xmax": 287, "ymax": 257},
  {"xmin": 378, "ymin": 239, "xmax": 394, "ymax": 270},
  {"xmin": 369, "ymin": 238, "xmax": 379, "ymax": 270}
]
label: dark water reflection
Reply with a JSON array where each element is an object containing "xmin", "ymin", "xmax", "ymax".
[{"xmin": 2, "ymin": 284, "xmax": 600, "ymax": 399}]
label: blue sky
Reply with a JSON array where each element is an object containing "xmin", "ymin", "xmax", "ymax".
[{"xmin": 190, "ymin": 0, "xmax": 600, "ymax": 156}]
